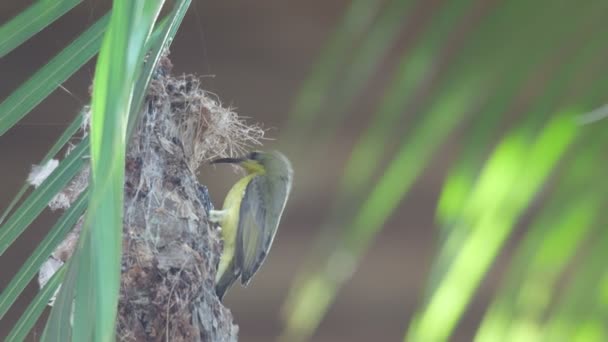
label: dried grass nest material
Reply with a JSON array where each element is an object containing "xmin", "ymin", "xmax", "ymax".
[{"xmin": 38, "ymin": 57, "xmax": 264, "ymax": 341}]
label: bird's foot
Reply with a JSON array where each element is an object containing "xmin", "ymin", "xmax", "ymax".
[{"xmin": 209, "ymin": 209, "xmax": 227, "ymax": 223}]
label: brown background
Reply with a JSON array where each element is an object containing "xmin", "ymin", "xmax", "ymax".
[{"xmin": 0, "ymin": 1, "xmax": 498, "ymax": 341}]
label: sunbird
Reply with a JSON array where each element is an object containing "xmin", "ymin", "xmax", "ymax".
[{"xmin": 209, "ymin": 151, "xmax": 293, "ymax": 299}]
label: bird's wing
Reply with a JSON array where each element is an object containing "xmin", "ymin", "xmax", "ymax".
[{"xmin": 236, "ymin": 174, "xmax": 290, "ymax": 284}]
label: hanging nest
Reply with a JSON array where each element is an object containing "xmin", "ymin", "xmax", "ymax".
[{"xmin": 38, "ymin": 56, "xmax": 264, "ymax": 341}]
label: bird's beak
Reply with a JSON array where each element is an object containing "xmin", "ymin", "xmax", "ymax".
[{"xmin": 211, "ymin": 157, "xmax": 245, "ymax": 164}]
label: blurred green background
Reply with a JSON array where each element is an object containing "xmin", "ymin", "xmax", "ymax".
[{"xmin": 2, "ymin": 0, "xmax": 608, "ymax": 341}]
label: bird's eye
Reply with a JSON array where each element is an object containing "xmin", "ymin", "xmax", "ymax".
[{"xmin": 249, "ymin": 151, "xmax": 260, "ymax": 160}]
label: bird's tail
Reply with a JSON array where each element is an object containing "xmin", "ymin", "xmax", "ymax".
[{"xmin": 215, "ymin": 263, "xmax": 239, "ymax": 301}]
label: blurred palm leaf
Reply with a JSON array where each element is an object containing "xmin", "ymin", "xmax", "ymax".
[
  {"xmin": 408, "ymin": 113, "xmax": 579, "ymax": 341},
  {"xmin": 284, "ymin": 0, "xmax": 386, "ymax": 136},
  {"xmin": 281, "ymin": 0, "xmax": 608, "ymax": 341}
]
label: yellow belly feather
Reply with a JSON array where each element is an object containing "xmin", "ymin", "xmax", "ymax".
[{"xmin": 215, "ymin": 174, "xmax": 257, "ymax": 282}]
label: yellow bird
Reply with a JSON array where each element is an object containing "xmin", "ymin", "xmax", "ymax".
[{"xmin": 210, "ymin": 151, "xmax": 293, "ymax": 299}]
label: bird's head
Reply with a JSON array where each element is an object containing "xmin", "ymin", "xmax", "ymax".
[{"xmin": 211, "ymin": 151, "xmax": 293, "ymax": 179}]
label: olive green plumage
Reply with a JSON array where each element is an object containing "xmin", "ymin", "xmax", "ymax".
[{"xmin": 209, "ymin": 151, "xmax": 293, "ymax": 300}]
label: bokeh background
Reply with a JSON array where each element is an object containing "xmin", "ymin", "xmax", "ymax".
[{"xmin": 2, "ymin": 1, "xmax": 608, "ymax": 341}]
